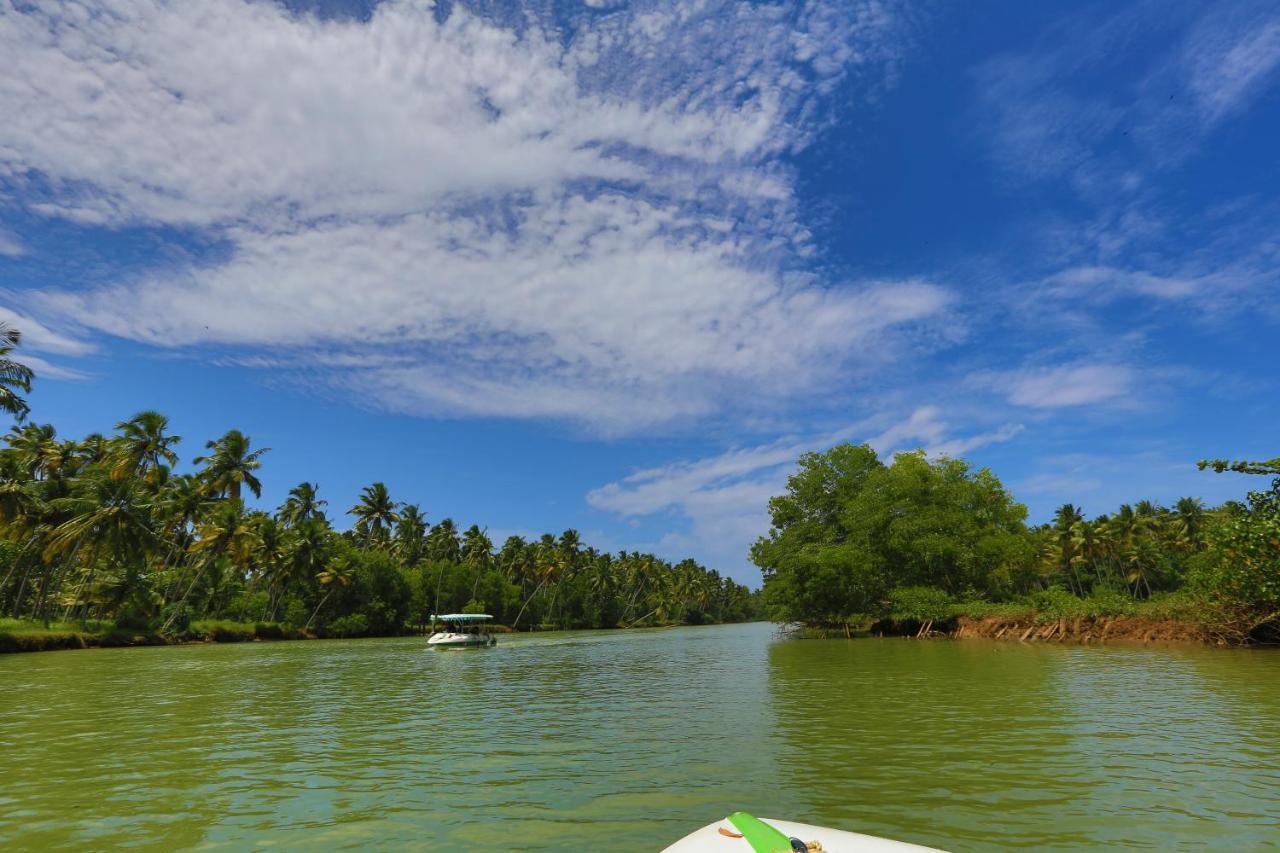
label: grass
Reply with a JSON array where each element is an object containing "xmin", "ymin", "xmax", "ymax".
[{"xmin": 0, "ymin": 616, "xmax": 311, "ymax": 652}]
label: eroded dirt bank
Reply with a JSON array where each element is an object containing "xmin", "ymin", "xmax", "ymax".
[{"xmin": 949, "ymin": 615, "xmax": 1211, "ymax": 645}]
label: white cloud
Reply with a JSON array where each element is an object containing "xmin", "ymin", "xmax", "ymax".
[
  {"xmin": 1039, "ymin": 266, "xmax": 1200, "ymax": 301},
  {"xmin": 0, "ymin": 304, "xmax": 94, "ymax": 356},
  {"xmin": 1185, "ymin": 17, "xmax": 1280, "ymax": 123},
  {"xmin": 588, "ymin": 406, "xmax": 1023, "ymax": 576},
  {"xmin": 1, "ymin": 0, "xmax": 938, "ymax": 432},
  {"xmin": 0, "ymin": 229, "xmax": 25, "ymax": 258},
  {"xmin": 970, "ymin": 363, "xmax": 1136, "ymax": 409},
  {"xmin": 973, "ymin": 3, "xmax": 1280, "ymax": 188},
  {"xmin": 11, "ymin": 353, "xmax": 90, "ymax": 382}
]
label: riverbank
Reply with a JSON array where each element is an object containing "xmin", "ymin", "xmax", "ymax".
[
  {"xmin": 781, "ymin": 587, "xmax": 1280, "ymax": 647},
  {"xmin": 0, "ymin": 619, "xmax": 314, "ymax": 654},
  {"xmin": 788, "ymin": 616, "xmax": 1231, "ymax": 646},
  {"xmin": 0, "ymin": 617, "xmax": 712, "ymax": 654}
]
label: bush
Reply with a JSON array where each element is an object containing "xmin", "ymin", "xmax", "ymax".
[
  {"xmin": 253, "ymin": 622, "xmax": 284, "ymax": 640},
  {"xmin": 326, "ymin": 613, "xmax": 369, "ymax": 638},
  {"xmin": 191, "ymin": 620, "xmax": 255, "ymax": 642},
  {"xmin": 1029, "ymin": 586, "xmax": 1088, "ymax": 620},
  {"xmin": 888, "ymin": 586, "xmax": 956, "ymax": 622},
  {"xmin": 160, "ymin": 606, "xmax": 190, "ymax": 634},
  {"xmin": 281, "ymin": 597, "xmax": 309, "ymax": 629}
]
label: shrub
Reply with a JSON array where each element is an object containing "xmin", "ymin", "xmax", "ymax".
[
  {"xmin": 326, "ymin": 613, "xmax": 369, "ymax": 638},
  {"xmin": 192, "ymin": 620, "xmax": 255, "ymax": 642},
  {"xmin": 888, "ymin": 586, "xmax": 956, "ymax": 622},
  {"xmin": 253, "ymin": 622, "xmax": 284, "ymax": 640}
]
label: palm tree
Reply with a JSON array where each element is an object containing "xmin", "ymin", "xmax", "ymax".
[
  {"xmin": 461, "ymin": 525, "xmax": 493, "ymax": 567},
  {"xmin": 111, "ymin": 411, "xmax": 181, "ymax": 484},
  {"xmin": 426, "ymin": 517, "xmax": 460, "ymax": 563},
  {"xmin": 1173, "ymin": 497, "xmax": 1206, "ymax": 550},
  {"xmin": 393, "ymin": 504, "xmax": 428, "ymax": 566},
  {"xmin": 348, "ymin": 482, "xmax": 399, "ymax": 547},
  {"xmin": 306, "ymin": 555, "xmax": 354, "ymax": 631},
  {"xmin": 279, "ymin": 481, "xmax": 327, "ymax": 526},
  {"xmin": 273, "ymin": 516, "xmax": 331, "ymax": 621},
  {"xmin": 193, "ymin": 430, "xmax": 269, "ymax": 501},
  {"xmin": 7, "ymin": 423, "xmax": 57, "ymax": 480},
  {"xmin": 161, "ymin": 499, "xmax": 260, "ymax": 632},
  {"xmin": 1053, "ymin": 503, "xmax": 1084, "ymax": 594},
  {"xmin": 44, "ymin": 472, "xmax": 158, "ymax": 621},
  {"xmin": 0, "ymin": 324, "xmax": 34, "ymax": 422}
]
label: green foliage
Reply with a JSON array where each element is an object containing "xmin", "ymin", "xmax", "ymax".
[
  {"xmin": 0, "ymin": 385, "xmax": 757, "ymax": 647},
  {"xmin": 280, "ymin": 597, "xmax": 309, "ymax": 629},
  {"xmin": 326, "ymin": 613, "xmax": 369, "ymax": 638},
  {"xmin": 888, "ymin": 586, "xmax": 956, "ymax": 622},
  {"xmin": 190, "ymin": 620, "xmax": 256, "ymax": 642},
  {"xmin": 1192, "ymin": 467, "xmax": 1280, "ymax": 616},
  {"xmin": 755, "ymin": 445, "xmax": 1032, "ymax": 624},
  {"xmin": 758, "ymin": 442, "xmax": 1277, "ymax": 637}
]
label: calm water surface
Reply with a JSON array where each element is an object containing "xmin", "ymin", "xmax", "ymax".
[{"xmin": 2, "ymin": 623, "xmax": 1278, "ymax": 850}]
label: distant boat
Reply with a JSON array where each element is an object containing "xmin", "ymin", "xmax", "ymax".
[
  {"xmin": 427, "ymin": 614, "xmax": 497, "ymax": 648},
  {"xmin": 663, "ymin": 812, "xmax": 943, "ymax": 853}
]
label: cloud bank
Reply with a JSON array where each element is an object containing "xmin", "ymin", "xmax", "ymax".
[{"xmin": 1, "ymin": 0, "xmax": 947, "ymax": 431}]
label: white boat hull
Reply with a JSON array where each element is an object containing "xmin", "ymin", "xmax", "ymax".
[
  {"xmin": 427, "ymin": 632, "xmax": 496, "ymax": 648},
  {"xmin": 662, "ymin": 817, "xmax": 943, "ymax": 853}
]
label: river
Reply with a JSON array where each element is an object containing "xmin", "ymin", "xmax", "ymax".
[{"xmin": 1, "ymin": 623, "xmax": 1278, "ymax": 850}]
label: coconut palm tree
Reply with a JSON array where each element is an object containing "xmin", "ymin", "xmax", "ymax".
[
  {"xmin": 306, "ymin": 554, "xmax": 354, "ymax": 630},
  {"xmin": 161, "ymin": 499, "xmax": 260, "ymax": 631},
  {"xmin": 1173, "ymin": 496, "xmax": 1206, "ymax": 550},
  {"xmin": 272, "ymin": 516, "xmax": 332, "ymax": 620},
  {"xmin": 44, "ymin": 471, "xmax": 158, "ymax": 620},
  {"xmin": 193, "ymin": 430, "xmax": 269, "ymax": 501},
  {"xmin": 393, "ymin": 504, "xmax": 428, "ymax": 567},
  {"xmin": 110, "ymin": 411, "xmax": 181, "ymax": 484},
  {"xmin": 426, "ymin": 517, "xmax": 460, "ymax": 563},
  {"xmin": 348, "ymin": 482, "xmax": 399, "ymax": 548},
  {"xmin": 0, "ymin": 324, "xmax": 34, "ymax": 422},
  {"xmin": 7, "ymin": 423, "xmax": 57, "ymax": 480},
  {"xmin": 461, "ymin": 525, "xmax": 493, "ymax": 567},
  {"xmin": 279, "ymin": 481, "xmax": 327, "ymax": 526},
  {"xmin": 1052, "ymin": 503, "xmax": 1084, "ymax": 594}
]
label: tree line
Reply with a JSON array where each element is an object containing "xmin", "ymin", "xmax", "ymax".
[
  {"xmin": 752, "ymin": 443, "xmax": 1280, "ymax": 642},
  {"xmin": 0, "ymin": 325, "xmax": 758, "ymax": 637}
]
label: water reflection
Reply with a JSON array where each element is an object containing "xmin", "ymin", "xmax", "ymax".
[
  {"xmin": 2, "ymin": 626, "xmax": 1278, "ymax": 850},
  {"xmin": 767, "ymin": 638, "xmax": 1280, "ymax": 850}
]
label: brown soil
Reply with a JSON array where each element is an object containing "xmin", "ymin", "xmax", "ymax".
[{"xmin": 943, "ymin": 615, "xmax": 1213, "ymax": 645}]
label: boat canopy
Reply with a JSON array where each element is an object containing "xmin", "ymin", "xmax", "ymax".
[{"xmin": 431, "ymin": 613, "xmax": 493, "ymax": 622}]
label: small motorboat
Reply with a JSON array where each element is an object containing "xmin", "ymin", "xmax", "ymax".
[
  {"xmin": 427, "ymin": 613, "xmax": 497, "ymax": 648},
  {"xmin": 662, "ymin": 812, "xmax": 943, "ymax": 853}
]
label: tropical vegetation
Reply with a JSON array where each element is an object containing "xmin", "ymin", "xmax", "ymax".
[
  {"xmin": 753, "ymin": 444, "xmax": 1280, "ymax": 643},
  {"xmin": 0, "ymin": 325, "xmax": 758, "ymax": 648}
]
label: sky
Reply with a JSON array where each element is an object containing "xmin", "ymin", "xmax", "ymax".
[{"xmin": 1, "ymin": 0, "xmax": 1277, "ymax": 584}]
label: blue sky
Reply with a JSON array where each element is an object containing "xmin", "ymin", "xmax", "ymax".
[{"xmin": 1, "ymin": 0, "xmax": 1277, "ymax": 584}]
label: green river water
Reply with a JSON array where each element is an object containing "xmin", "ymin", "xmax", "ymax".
[{"xmin": 2, "ymin": 622, "xmax": 1278, "ymax": 850}]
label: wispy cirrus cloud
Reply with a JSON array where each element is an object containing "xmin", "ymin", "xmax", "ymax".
[
  {"xmin": 0, "ymin": 0, "xmax": 946, "ymax": 432},
  {"xmin": 588, "ymin": 406, "xmax": 1023, "ymax": 570},
  {"xmin": 973, "ymin": 0, "xmax": 1280, "ymax": 186},
  {"xmin": 968, "ymin": 363, "xmax": 1137, "ymax": 410},
  {"xmin": 0, "ymin": 228, "xmax": 25, "ymax": 258}
]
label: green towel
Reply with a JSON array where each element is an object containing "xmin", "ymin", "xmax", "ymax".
[{"xmin": 727, "ymin": 812, "xmax": 794, "ymax": 853}]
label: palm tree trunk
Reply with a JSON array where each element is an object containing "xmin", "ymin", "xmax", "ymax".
[
  {"xmin": 37, "ymin": 540, "xmax": 86, "ymax": 625},
  {"xmin": 304, "ymin": 589, "xmax": 333, "ymax": 631},
  {"xmin": 160, "ymin": 553, "xmax": 213, "ymax": 633},
  {"xmin": 511, "ymin": 578, "xmax": 549, "ymax": 630},
  {"xmin": 64, "ymin": 551, "xmax": 102, "ymax": 623},
  {"xmin": 6, "ymin": 533, "xmax": 42, "ymax": 617}
]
